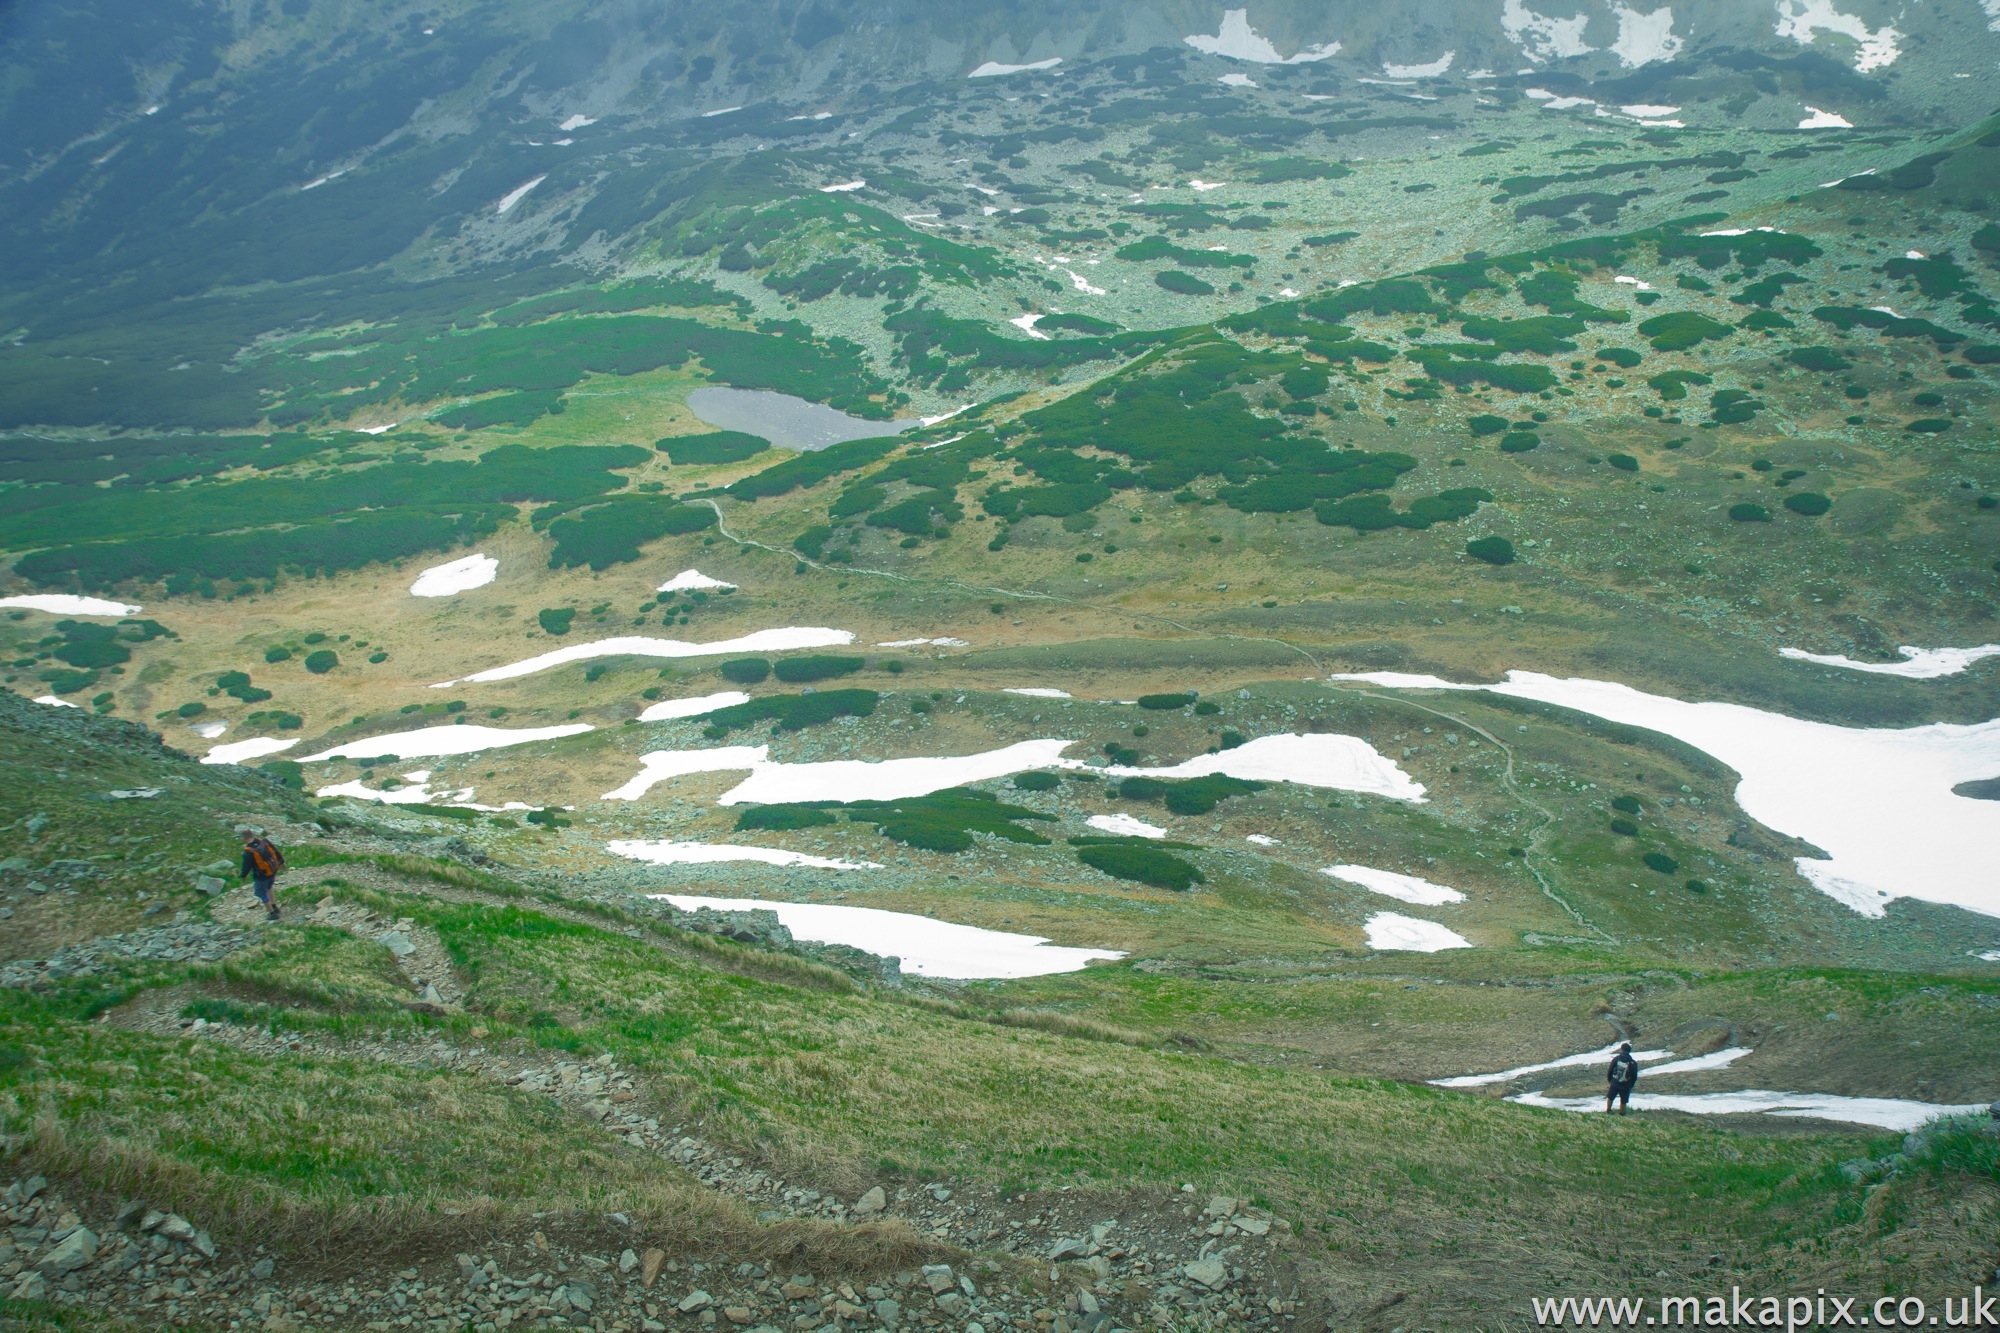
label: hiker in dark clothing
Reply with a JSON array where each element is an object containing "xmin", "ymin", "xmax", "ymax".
[
  {"xmin": 1606, "ymin": 1042, "xmax": 1640, "ymax": 1114},
  {"xmin": 237, "ymin": 825, "xmax": 285, "ymax": 921}
]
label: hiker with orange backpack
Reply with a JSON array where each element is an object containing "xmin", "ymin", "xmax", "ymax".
[{"xmin": 237, "ymin": 825, "xmax": 286, "ymax": 921}]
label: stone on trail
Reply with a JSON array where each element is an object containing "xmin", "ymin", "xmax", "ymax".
[
  {"xmin": 253, "ymin": 1257, "xmax": 276, "ymax": 1280},
  {"xmin": 1184, "ymin": 1256, "xmax": 1230, "ymax": 1290},
  {"xmin": 196, "ymin": 875, "xmax": 227, "ymax": 897},
  {"xmin": 678, "ymin": 1289, "xmax": 713, "ymax": 1313},
  {"xmin": 12, "ymin": 1271, "xmax": 49, "ymax": 1301},
  {"xmin": 922, "ymin": 1264, "xmax": 956, "ymax": 1295},
  {"xmin": 854, "ymin": 1185, "xmax": 887, "ymax": 1215},
  {"xmin": 1235, "ymin": 1216, "xmax": 1271, "ymax": 1236},
  {"xmin": 641, "ymin": 1248, "xmax": 666, "ymax": 1289},
  {"xmin": 618, "ymin": 1248, "xmax": 639, "ymax": 1273},
  {"xmin": 157, "ymin": 1212, "xmax": 197, "ymax": 1241},
  {"xmin": 1204, "ymin": 1195, "xmax": 1238, "ymax": 1219},
  {"xmin": 1047, "ymin": 1237, "xmax": 1089, "ymax": 1261}
]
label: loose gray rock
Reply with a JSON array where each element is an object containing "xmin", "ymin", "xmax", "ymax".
[
  {"xmin": 36, "ymin": 1226, "xmax": 97, "ymax": 1275},
  {"xmin": 1183, "ymin": 1256, "xmax": 1229, "ymax": 1290},
  {"xmin": 921, "ymin": 1264, "xmax": 955, "ymax": 1294},
  {"xmin": 677, "ymin": 1289, "xmax": 713, "ymax": 1313},
  {"xmin": 853, "ymin": 1185, "xmax": 886, "ymax": 1215},
  {"xmin": 1048, "ymin": 1237, "xmax": 1089, "ymax": 1262}
]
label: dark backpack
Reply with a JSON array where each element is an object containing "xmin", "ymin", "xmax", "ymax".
[{"xmin": 246, "ymin": 837, "xmax": 285, "ymax": 877}]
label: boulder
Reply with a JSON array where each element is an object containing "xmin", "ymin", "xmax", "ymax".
[
  {"xmin": 156, "ymin": 1213, "xmax": 197, "ymax": 1242},
  {"xmin": 921, "ymin": 1265, "xmax": 956, "ymax": 1295},
  {"xmin": 1048, "ymin": 1237, "xmax": 1089, "ymax": 1262},
  {"xmin": 37, "ymin": 1226, "xmax": 98, "ymax": 1275},
  {"xmin": 1183, "ymin": 1257, "xmax": 1229, "ymax": 1290},
  {"xmin": 618, "ymin": 1249, "xmax": 639, "ymax": 1274},
  {"xmin": 677, "ymin": 1289, "xmax": 713, "ymax": 1313},
  {"xmin": 853, "ymin": 1185, "xmax": 887, "ymax": 1215},
  {"xmin": 13, "ymin": 1270, "xmax": 49, "ymax": 1302}
]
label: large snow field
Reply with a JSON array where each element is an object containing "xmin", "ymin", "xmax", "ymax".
[
  {"xmin": 298, "ymin": 722, "xmax": 594, "ymax": 762},
  {"xmin": 1322, "ymin": 864, "xmax": 1466, "ymax": 905},
  {"xmin": 637, "ymin": 691, "xmax": 750, "ymax": 722},
  {"xmin": 432, "ymin": 627, "xmax": 855, "ymax": 686},
  {"xmin": 1332, "ymin": 671, "xmax": 2000, "ymax": 919},
  {"xmin": 601, "ymin": 732, "xmax": 1424, "ymax": 807},
  {"xmin": 1512, "ymin": 1088, "xmax": 1984, "ymax": 1132},
  {"xmin": 647, "ymin": 894, "xmax": 1124, "ymax": 979},
  {"xmin": 1363, "ymin": 912, "xmax": 1471, "ymax": 952},
  {"xmin": 203, "ymin": 737, "xmax": 299, "ymax": 765}
]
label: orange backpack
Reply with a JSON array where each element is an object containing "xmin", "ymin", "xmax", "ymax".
[{"xmin": 246, "ymin": 837, "xmax": 285, "ymax": 877}]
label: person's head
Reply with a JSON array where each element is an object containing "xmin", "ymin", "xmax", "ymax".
[
  {"xmin": 1619, "ymin": 1042, "xmax": 1632, "ymax": 1054},
  {"xmin": 235, "ymin": 824, "xmax": 260, "ymax": 842}
]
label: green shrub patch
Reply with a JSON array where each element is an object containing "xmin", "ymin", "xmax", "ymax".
[
  {"xmin": 1117, "ymin": 237, "xmax": 1256, "ymax": 270},
  {"xmin": 726, "ymin": 435, "xmax": 902, "ymax": 501},
  {"xmin": 545, "ymin": 497, "xmax": 716, "ymax": 570},
  {"xmin": 1638, "ymin": 313, "xmax": 1734, "ymax": 352},
  {"xmin": 1643, "ymin": 851, "xmax": 1681, "ymax": 874},
  {"xmin": 1074, "ymin": 840, "xmax": 1205, "ymax": 890},
  {"xmin": 1787, "ymin": 347, "xmax": 1848, "ymax": 373},
  {"xmin": 216, "ymin": 670, "xmax": 272, "ymax": 703},
  {"xmin": 664, "ymin": 431, "xmax": 771, "ymax": 466},
  {"xmin": 700, "ymin": 688, "xmax": 878, "ymax": 736},
  {"xmin": 303, "ymin": 649, "xmax": 338, "ymax": 674},
  {"xmin": 1317, "ymin": 488, "xmax": 1491, "ymax": 532},
  {"xmin": 1648, "ymin": 370, "xmax": 1712, "ymax": 401},
  {"xmin": 1466, "ymin": 536, "xmax": 1515, "ymax": 566},
  {"xmin": 1116, "ymin": 773, "xmax": 1264, "ymax": 815},
  {"xmin": 1498, "ymin": 432, "xmax": 1541, "ymax": 454},
  {"xmin": 1783, "ymin": 492, "xmax": 1832, "ymax": 516},
  {"xmin": 1595, "ymin": 347, "xmax": 1642, "ymax": 368},
  {"xmin": 739, "ymin": 789, "xmax": 1055, "ymax": 853},
  {"xmin": 1012, "ymin": 771, "xmax": 1061, "ymax": 791},
  {"xmin": 1812, "ymin": 307, "xmax": 1964, "ymax": 349},
  {"xmin": 772, "ymin": 654, "xmax": 863, "ymax": 683},
  {"xmin": 1905, "ymin": 419, "xmax": 1953, "ymax": 435},
  {"xmin": 1729, "ymin": 503, "xmax": 1771, "ymax": 523},
  {"xmin": 1156, "ymin": 271, "xmax": 1216, "ymax": 297},
  {"xmin": 1136, "ymin": 693, "xmax": 1197, "ymax": 711},
  {"xmin": 538, "ymin": 608, "xmax": 576, "ymax": 636},
  {"xmin": 719, "ymin": 658, "xmax": 771, "ymax": 684},
  {"xmin": 433, "ymin": 388, "xmax": 567, "ymax": 430},
  {"xmin": 1468, "ymin": 414, "xmax": 1509, "ymax": 436}
]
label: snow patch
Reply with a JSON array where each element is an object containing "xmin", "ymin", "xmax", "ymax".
[
  {"xmin": 1620, "ymin": 103, "xmax": 1680, "ymax": 117},
  {"xmin": 603, "ymin": 731, "xmax": 1422, "ymax": 809},
  {"xmin": 1009, "ymin": 313, "xmax": 1050, "ymax": 340},
  {"xmin": 1781, "ymin": 644, "xmax": 2000, "ymax": 679},
  {"xmin": 298, "ymin": 723, "xmax": 594, "ymax": 762},
  {"xmin": 1512, "ymin": 1089, "xmax": 1986, "ymax": 1132},
  {"xmin": 700, "ymin": 106, "xmax": 742, "ymax": 118},
  {"xmin": 612, "ymin": 842, "xmax": 878, "ymax": 871},
  {"xmin": 1218, "ymin": 72, "xmax": 1258, "ymax": 88},
  {"xmin": 1364, "ymin": 912, "xmax": 1471, "ymax": 952},
  {"xmin": 1330, "ymin": 670, "xmax": 2000, "ymax": 920},
  {"xmin": 1322, "ymin": 864, "xmax": 1466, "ymax": 905},
  {"xmin": 495, "ymin": 176, "xmax": 546, "ymax": 214},
  {"xmin": 559, "ymin": 114, "xmax": 597, "ymax": 131},
  {"xmin": 1246, "ymin": 834, "xmax": 1278, "ymax": 846},
  {"xmin": 1382, "ymin": 53, "xmax": 1454, "ymax": 78},
  {"xmin": 820, "ymin": 180, "xmax": 866, "ymax": 193},
  {"xmin": 1608, "ymin": 4, "xmax": 1683, "ymax": 66},
  {"xmin": 1188, "ymin": 179, "xmax": 1225, "ymax": 191},
  {"xmin": 1004, "ymin": 688, "xmax": 1073, "ymax": 699},
  {"xmin": 204, "ymin": 737, "xmax": 299, "ymax": 766},
  {"xmin": 0, "ymin": 594, "xmax": 141, "ymax": 616},
  {"xmin": 1184, "ymin": 9, "xmax": 1341, "ymax": 63},
  {"xmin": 1432, "ymin": 1042, "xmax": 1670, "ymax": 1088},
  {"xmin": 876, "ymin": 637, "xmax": 969, "ymax": 647},
  {"xmin": 603, "ymin": 747, "xmax": 770, "ymax": 802},
  {"xmin": 1064, "ymin": 268, "xmax": 1107, "ymax": 295},
  {"xmin": 658, "ymin": 570, "xmax": 736, "ymax": 593},
  {"xmin": 1088, "ymin": 813, "xmax": 1169, "ymax": 840},
  {"xmin": 1775, "ymin": 0, "xmax": 1902, "ymax": 70},
  {"xmin": 1643, "ymin": 1047, "xmax": 1754, "ymax": 1077},
  {"xmin": 638, "ymin": 692, "xmax": 751, "ymax": 722},
  {"xmin": 189, "ymin": 720, "xmax": 228, "ymax": 739},
  {"xmin": 432, "ymin": 627, "xmax": 857, "ymax": 686},
  {"xmin": 1502, "ymin": 0, "xmax": 1595, "ymax": 61},
  {"xmin": 647, "ymin": 894, "xmax": 1123, "ymax": 979},
  {"xmin": 34, "ymin": 696, "xmax": 79, "ymax": 709},
  {"xmin": 409, "ymin": 553, "xmax": 496, "ymax": 598},
  {"xmin": 1615, "ymin": 275, "xmax": 1654, "ymax": 290},
  {"xmin": 968, "ymin": 58, "xmax": 1063, "ymax": 77},
  {"xmin": 1798, "ymin": 105, "xmax": 1853, "ymax": 128}
]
